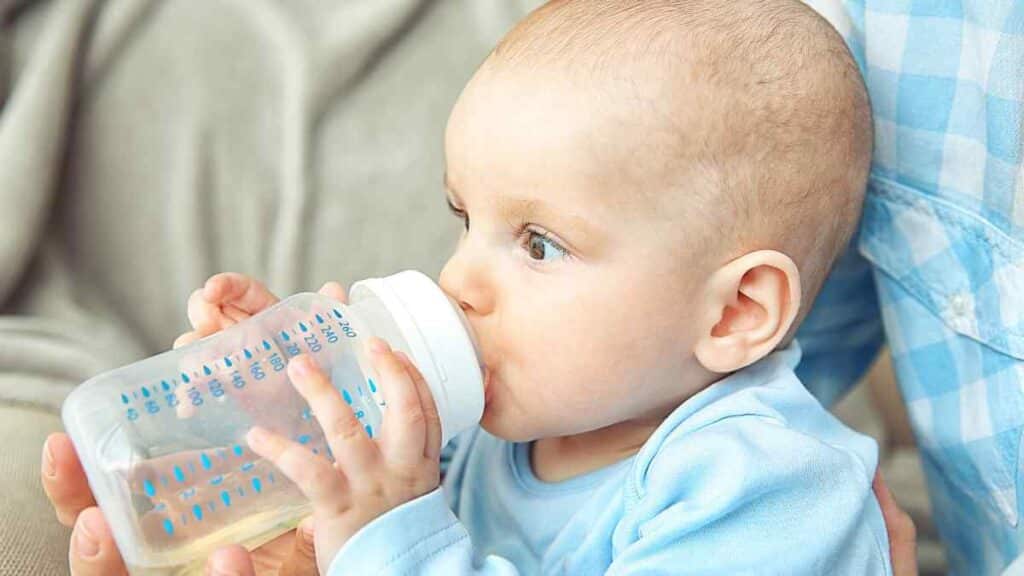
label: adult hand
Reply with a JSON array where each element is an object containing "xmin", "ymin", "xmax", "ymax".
[{"xmin": 873, "ymin": 470, "xmax": 918, "ymax": 576}]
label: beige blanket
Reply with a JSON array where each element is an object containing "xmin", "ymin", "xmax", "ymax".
[{"xmin": 0, "ymin": 1, "xmax": 538, "ymax": 572}]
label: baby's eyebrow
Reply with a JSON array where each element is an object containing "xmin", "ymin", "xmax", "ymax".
[{"xmin": 499, "ymin": 196, "xmax": 601, "ymax": 249}]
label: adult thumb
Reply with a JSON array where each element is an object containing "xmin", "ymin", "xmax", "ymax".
[{"xmin": 279, "ymin": 517, "xmax": 318, "ymax": 576}]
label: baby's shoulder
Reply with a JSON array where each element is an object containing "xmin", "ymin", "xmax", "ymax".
[{"xmin": 628, "ymin": 380, "xmax": 878, "ymax": 512}]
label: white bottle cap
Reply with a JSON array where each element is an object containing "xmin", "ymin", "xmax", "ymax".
[{"xmin": 349, "ymin": 271, "xmax": 483, "ymax": 446}]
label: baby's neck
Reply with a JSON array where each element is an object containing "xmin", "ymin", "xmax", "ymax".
[{"xmin": 529, "ymin": 414, "xmax": 666, "ymax": 483}]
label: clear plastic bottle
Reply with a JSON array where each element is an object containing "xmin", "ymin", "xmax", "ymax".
[{"xmin": 61, "ymin": 271, "xmax": 484, "ymax": 575}]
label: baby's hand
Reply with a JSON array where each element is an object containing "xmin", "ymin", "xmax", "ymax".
[
  {"xmin": 245, "ymin": 338, "xmax": 442, "ymax": 575},
  {"xmin": 173, "ymin": 273, "xmax": 348, "ymax": 348}
]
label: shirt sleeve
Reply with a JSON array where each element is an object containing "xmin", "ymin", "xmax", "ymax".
[
  {"xmin": 326, "ymin": 488, "xmax": 521, "ymax": 576},
  {"xmin": 795, "ymin": 235, "xmax": 886, "ymax": 407}
]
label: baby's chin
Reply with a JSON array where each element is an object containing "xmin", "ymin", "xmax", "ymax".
[{"xmin": 478, "ymin": 403, "xmax": 544, "ymax": 443}]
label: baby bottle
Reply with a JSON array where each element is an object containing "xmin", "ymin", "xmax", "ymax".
[{"xmin": 61, "ymin": 270, "xmax": 484, "ymax": 575}]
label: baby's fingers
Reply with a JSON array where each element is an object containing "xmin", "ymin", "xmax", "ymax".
[
  {"xmin": 204, "ymin": 273, "xmax": 280, "ymax": 315},
  {"xmin": 369, "ymin": 339, "xmax": 427, "ymax": 468},
  {"xmin": 317, "ymin": 281, "xmax": 348, "ymax": 304},
  {"xmin": 246, "ymin": 427, "xmax": 346, "ymax": 507},
  {"xmin": 287, "ymin": 355, "xmax": 378, "ymax": 486}
]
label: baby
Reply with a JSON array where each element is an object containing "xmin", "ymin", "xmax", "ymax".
[{"xmin": 187, "ymin": 0, "xmax": 889, "ymax": 573}]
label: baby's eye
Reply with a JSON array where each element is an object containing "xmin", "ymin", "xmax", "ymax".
[
  {"xmin": 524, "ymin": 230, "xmax": 568, "ymax": 262},
  {"xmin": 447, "ymin": 199, "xmax": 469, "ymax": 231}
]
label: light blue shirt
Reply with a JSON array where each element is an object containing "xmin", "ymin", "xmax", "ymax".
[
  {"xmin": 327, "ymin": 344, "xmax": 892, "ymax": 575},
  {"xmin": 794, "ymin": 2, "xmax": 1024, "ymax": 573}
]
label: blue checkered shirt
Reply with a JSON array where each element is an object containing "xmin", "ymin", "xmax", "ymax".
[{"xmin": 796, "ymin": 2, "xmax": 1024, "ymax": 574}]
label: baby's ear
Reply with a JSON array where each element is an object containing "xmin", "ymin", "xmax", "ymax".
[{"xmin": 693, "ymin": 250, "xmax": 801, "ymax": 374}]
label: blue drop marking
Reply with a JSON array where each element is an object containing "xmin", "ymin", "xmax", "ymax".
[
  {"xmin": 221, "ymin": 491, "xmax": 231, "ymax": 507},
  {"xmin": 244, "ymin": 348, "xmax": 253, "ymax": 360},
  {"xmin": 200, "ymin": 453, "xmax": 212, "ymax": 470},
  {"xmin": 225, "ymin": 357, "xmax": 233, "ymax": 368},
  {"xmin": 342, "ymin": 389, "xmax": 353, "ymax": 405},
  {"xmin": 161, "ymin": 380, "xmax": 170, "ymax": 391},
  {"xmin": 180, "ymin": 487, "xmax": 196, "ymax": 500},
  {"xmin": 298, "ymin": 434, "xmax": 311, "ymax": 445},
  {"xmin": 141, "ymin": 387, "xmax": 151, "ymax": 398},
  {"xmin": 315, "ymin": 314, "xmax": 324, "ymax": 324},
  {"xmin": 299, "ymin": 322, "xmax": 308, "ymax": 333},
  {"xmin": 368, "ymin": 378, "xmax": 377, "ymax": 393},
  {"xmin": 143, "ymin": 479, "xmax": 156, "ymax": 498},
  {"xmin": 357, "ymin": 385, "xmax": 364, "ymax": 397},
  {"xmin": 301, "ymin": 408, "xmax": 312, "ymax": 420},
  {"xmin": 173, "ymin": 466, "xmax": 185, "ymax": 483},
  {"xmin": 268, "ymin": 473, "xmax": 276, "ymax": 484},
  {"xmin": 262, "ymin": 340, "xmax": 271, "ymax": 351},
  {"xmin": 132, "ymin": 390, "xmax": 138, "ymax": 399},
  {"xmin": 365, "ymin": 425, "xmax": 374, "ymax": 438},
  {"xmin": 121, "ymin": 393, "xmax": 129, "ymax": 404},
  {"xmin": 233, "ymin": 444, "xmax": 243, "ymax": 457},
  {"xmin": 154, "ymin": 503, "xmax": 167, "ymax": 512},
  {"xmin": 162, "ymin": 518, "xmax": 174, "ymax": 535},
  {"xmin": 280, "ymin": 331, "xmax": 290, "ymax": 342},
  {"xmin": 332, "ymin": 309, "xmax": 342, "ymax": 319},
  {"xmin": 192, "ymin": 504, "xmax": 203, "ymax": 521},
  {"xmin": 251, "ymin": 477, "xmax": 263, "ymax": 494},
  {"xmin": 241, "ymin": 462, "xmax": 254, "ymax": 472},
  {"xmin": 203, "ymin": 365, "xmax": 212, "ymax": 376},
  {"xmin": 210, "ymin": 475, "xmax": 224, "ymax": 486},
  {"xmin": 181, "ymin": 373, "xmax": 191, "ymax": 384}
]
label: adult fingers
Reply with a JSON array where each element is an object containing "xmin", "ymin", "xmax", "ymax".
[
  {"xmin": 873, "ymin": 471, "xmax": 918, "ymax": 576},
  {"xmin": 68, "ymin": 507, "xmax": 128, "ymax": 576},
  {"xmin": 41, "ymin": 433, "xmax": 96, "ymax": 527},
  {"xmin": 206, "ymin": 544, "xmax": 256, "ymax": 576},
  {"xmin": 278, "ymin": 518, "xmax": 319, "ymax": 576}
]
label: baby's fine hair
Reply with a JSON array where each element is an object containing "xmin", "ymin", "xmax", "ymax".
[{"xmin": 489, "ymin": 0, "xmax": 873, "ymax": 316}]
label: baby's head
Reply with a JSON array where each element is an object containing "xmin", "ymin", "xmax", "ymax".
[{"xmin": 439, "ymin": 0, "xmax": 871, "ymax": 442}]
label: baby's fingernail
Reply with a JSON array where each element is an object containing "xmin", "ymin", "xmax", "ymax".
[
  {"xmin": 76, "ymin": 514, "xmax": 102, "ymax": 558},
  {"xmin": 247, "ymin": 426, "xmax": 270, "ymax": 449},
  {"xmin": 288, "ymin": 355, "xmax": 313, "ymax": 377},
  {"xmin": 42, "ymin": 440, "xmax": 56, "ymax": 478},
  {"xmin": 368, "ymin": 338, "xmax": 389, "ymax": 355}
]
